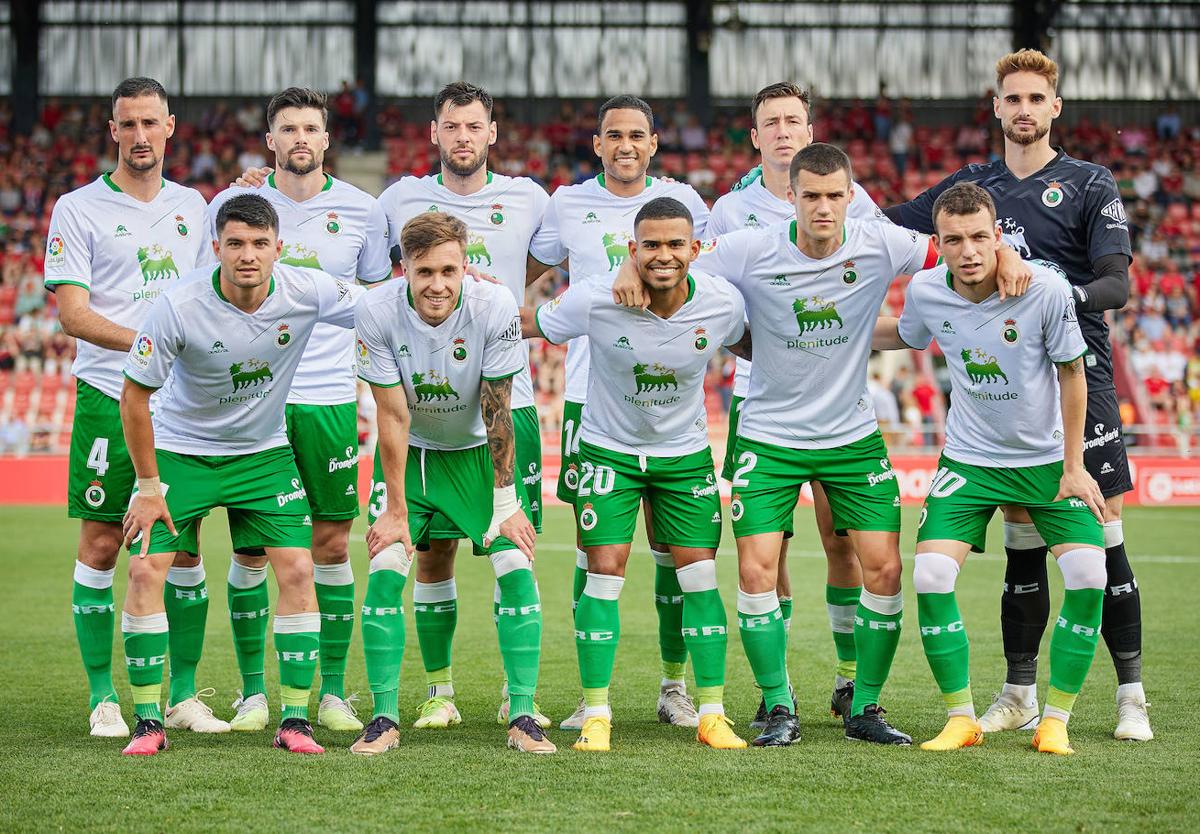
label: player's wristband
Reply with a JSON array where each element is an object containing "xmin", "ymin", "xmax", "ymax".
[
  {"xmin": 484, "ymin": 484, "xmax": 521, "ymax": 543},
  {"xmin": 136, "ymin": 477, "xmax": 162, "ymax": 497}
]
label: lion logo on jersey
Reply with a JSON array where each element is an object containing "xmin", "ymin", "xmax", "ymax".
[
  {"xmin": 633, "ymin": 362, "xmax": 678, "ymax": 394},
  {"xmin": 279, "ymin": 243, "xmax": 322, "ymax": 269},
  {"xmin": 792, "ymin": 296, "xmax": 843, "ymax": 333},
  {"xmin": 136, "ymin": 246, "xmax": 179, "ymax": 285},
  {"xmin": 466, "ymin": 234, "xmax": 492, "ymax": 267},
  {"xmin": 411, "ymin": 371, "xmax": 459, "ymax": 402},
  {"xmin": 961, "ymin": 348, "xmax": 1009, "ymax": 385},
  {"xmin": 229, "ymin": 359, "xmax": 274, "ymax": 391},
  {"xmin": 602, "ymin": 232, "xmax": 633, "ymax": 270}
]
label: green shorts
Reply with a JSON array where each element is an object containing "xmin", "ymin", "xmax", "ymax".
[
  {"xmin": 576, "ymin": 442, "xmax": 722, "ymax": 549},
  {"xmin": 729, "ymin": 431, "xmax": 901, "ymax": 538},
  {"xmin": 557, "ymin": 400, "xmax": 584, "ymax": 508},
  {"xmin": 367, "ymin": 443, "xmax": 530, "ymax": 555},
  {"xmin": 720, "ymin": 394, "xmax": 744, "ymax": 482},
  {"xmin": 425, "ymin": 405, "xmax": 543, "ymax": 549},
  {"xmin": 137, "ymin": 446, "xmax": 313, "ymax": 555},
  {"xmin": 68, "ymin": 380, "xmax": 136, "ymax": 522},
  {"xmin": 285, "ymin": 401, "xmax": 360, "ymax": 521},
  {"xmin": 917, "ymin": 455, "xmax": 1105, "ymax": 553}
]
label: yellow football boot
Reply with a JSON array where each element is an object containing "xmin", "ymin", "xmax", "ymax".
[
  {"xmin": 572, "ymin": 715, "xmax": 612, "ymax": 752},
  {"xmin": 1032, "ymin": 717, "xmax": 1074, "ymax": 755},
  {"xmin": 697, "ymin": 713, "xmax": 748, "ymax": 749},
  {"xmin": 920, "ymin": 715, "xmax": 985, "ymax": 751}
]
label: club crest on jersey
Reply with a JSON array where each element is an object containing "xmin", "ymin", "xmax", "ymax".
[
  {"xmin": 730, "ymin": 493, "xmax": 744, "ymax": 521},
  {"xmin": 324, "ymin": 212, "xmax": 341, "ymax": 235},
  {"xmin": 962, "ymin": 348, "xmax": 1008, "ymax": 385},
  {"xmin": 451, "ymin": 338, "xmax": 468, "ymax": 362},
  {"xmin": 793, "ymin": 296, "xmax": 843, "ymax": 333},
  {"xmin": 229, "ymin": 359, "xmax": 273, "ymax": 391},
  {"xmin": 1001, "ymin": 318, "xmax": 1020, "ymax": 345},
  {"xmin": 412, "ymin": 370, "xmax": 459, "ymax": 402},
  {"xmin": 84, "ymin": 480, "xmax": 106, "ymax": 508},
  {"xmin": 633, "ymin": 362, "xmax": 678, "ymax": 394},
  {"xmin": 174, "ymin": 214, "xmax": 189, "ymax": 237},
  {"xmin": 579, "ymin": 502, "xmax": 598, "ymax": 531},
  {"xmin": 356, "ymin": 339, "xmax": 370, "ymax": 367},
  {"xmin": 275, "ymin": 324, "xmax": 293, "ymax": 349},
  {"xmin": 490, "ymin": 204, "xmax": 505, "ymax": 226},
  {"xmin": 466, "ymin": 234, "xmax": 492, "ymax": 266},
  {"xmin": 602, "ymin": 232, "xmax": 632, "ymax": 270},
  {"xmin": 841, "ymin": 260, "xmax": 858, "ymax": 285},
  {"xmin": 137, "ymin": 245, "xmax": 179, "ymax": 285},
  {"xmin": 1041, "ymin": 182, "xmax": 1065, "ymax": 208},
  {"xmin": 693, "ymin": 327, "xmax": 709, "ymax": 352}
]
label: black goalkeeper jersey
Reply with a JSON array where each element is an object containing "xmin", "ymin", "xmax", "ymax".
[{"xmin": 888, "ymin": 149, "xmax": 1132, "ymax": 391}]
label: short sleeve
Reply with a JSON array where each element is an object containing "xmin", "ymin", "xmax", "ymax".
[
  {"xmin": 534, "ymin": 281, "xmax": 592, "ymax": 345},
  {"xmin": 707, "ymin": 196, "xmax": 735, "ymax": 237},
  {"xmin": 897, "ymin": 280, "xmax": 934, "ymax": 350},
  {"xmin": 316, "ymin": 272, "xmax": 362, "ymax": 329},
  {"xmin": 376, "ymin": 182, "xmax": 403, "ymax": 247},
  {"xmin": 43, "ymin": 199, "xmax": 93, "ymax": 291},
  {"xmin": 124, "ymin": 298, "xmax": 181, "ymax": 389},
  {"xmin": 848, "ymin": 184, "xmax": 889, "ymax": 225},
  {"xmin": 1081, "ymin": 168, "xmax": 1133, "ymax": 264},
  {"xmin": 680, "ymin": 186, "xmax": 712, "ymax": 237},
  {"xmin": 528, "ymin": 193, "xmax": 567, "ymax": 266},
  {"xmin": 482, "ymin": 292, "xmax": 525, "ymax": 381},
  {"xmin": 354, "ymin": 294, "xmax": 401, "ymax": 387},
  {"xmin": 886, "ymin": 224, "xmax": 939, "ymax": 277},
  {"xmin": 358, "ymin": 198, "xmax": 394, "ymax": 283},
  {"xmin": 1041, "ymin": 275, "xmax": 1088, "ymax": 363},
  {"xmin": 722, "ymin": 283, "xmax": 747, "ymax": 346},
  {"xmin": 694, "ymin": 230, "xmax": 753, "ymax": 288}
]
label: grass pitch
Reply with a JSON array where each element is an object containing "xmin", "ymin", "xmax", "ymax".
[{"xmin": 0, "ymin": 504, "xmax": 1197, "ymax": 833}]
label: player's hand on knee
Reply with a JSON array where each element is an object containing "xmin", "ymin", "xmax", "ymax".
[
  {"xmin": 465, "ymin": 265, "xmax": 501, "ymax": 285},
  {"xmin": 367, "ymin": 509, "xmax": 414, "ymax": 558},
  {"xmin": 611, "ymin": 257, "xmax": 647, "ymax": 309},
  {"xmin": 122, "ymin": 494, "xmax": 175, "ymax": 559},
  {"xmin": 1055, "ymin": 467, "xmax": 1106, "ymax": 523},
  {"xmin": 493, "ymin": 510, "xmax": 536, "ymax": 561},
  {"xmin": 233, "ymin": 166, "xmax": 272, "ymax": 188}
]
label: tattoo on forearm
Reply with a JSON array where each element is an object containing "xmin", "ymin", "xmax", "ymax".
[
  {"xmin": 481, "ymin": 377, "xmax": 515, "ymax": 488},
  {"xmin": 1061, "ymin": 357, "xmax": 1084, "ymax": 376},
  {"xmin": 728, "ymin": 329, "xmax": 753, "ymax": 361}
]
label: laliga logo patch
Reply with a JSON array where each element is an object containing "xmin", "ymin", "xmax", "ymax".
[
  {"xmin": 699, "ymin": 238, "xmax": 717, "ymax": 252},
  {"xmin": 356, "ymin": 338, "xmax": 370, "ymax": 367},
  {"xmin": 579, "ymin": 502, "xmax": 598, "ymax": 531}
]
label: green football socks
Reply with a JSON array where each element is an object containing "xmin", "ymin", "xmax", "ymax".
[
  {"xmin": 227, "ymin": 559, "xmax": 269, "ymax": 699},
  {"xmin": 653, "ymin": 550, "xmax": 688, "ymax": 681},
  {"xmin": 73, "ymin": 561, "xmax": 118, "ymax": 710},
  {"xmin": 575, "ymin": 572, "xmax": 623, "ymax": 710},
  {"xmin": 164, "ymin": 560, "xmax": 208, "ymax": 707},
  {"xmin": 493, "ymin": 550, "xmax": 542, "ymax": 720},
  {"xmin": 677, "ymin": 560, "xmax": 727, "ymax": 708},
  {"xmin": 414, "ymin": 578, "xmax": 458, "ymax": 697},
  {"xmin": 122, "ymin": 611, "xmax": 169, "ymax": 722},
  {"xmin": 362, "ymin": 548, "xmax": 411, "ymax": 723},
  {"xmin": 851, "ymin": 589, "xmax": 903, "ymax": 716},
  {"xmin": 313, "ymin": 561, "xmax": 355, "ymax": 701},
  {"xmin": 274, "ymin": 612, "xmax": 319, "ymax": 721},
  {"xmin": 738, "ymin": 589, "xmax": 790, "ymax": 712},
  {"xmin": 826, "ymin": 584, "xmax": 861, "ymax": 682}
]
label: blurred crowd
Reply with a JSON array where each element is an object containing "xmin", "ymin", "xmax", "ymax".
[{"xmin": 1, "ymin": 92, "xmax": 1197, "ymax": 455}]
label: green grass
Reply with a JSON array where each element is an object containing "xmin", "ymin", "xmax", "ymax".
[{"xmin": 0, "ymin": 505, "xmax": 1197, "ymax": 833}]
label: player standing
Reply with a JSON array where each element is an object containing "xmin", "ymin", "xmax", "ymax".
[
  {"xmin": 875, "ymin": 182, "xmax": 1107, "ymax": 755},
  {"xmin": 707, "ymin": 82, "xmax": 887, "ymax": 724},
  {"xmin": 527, "ymin": 197, "xmax": 750, "ymax": 751},
  {"xmin": 45, "ymin": 77, "xmax": 226, "ymax": 737},
  {"xmin": 119, "ymin": 194, "xmax": 360, "ymax": 756},
  {"xmin": 885, "ymin": 50, "xmax": 1148, "ymax": 740},
  {"xmin": 528, "ymin": 94, "xmax": 712, "ymax": 730},
  {"xmin": 352, "ymin": 213, "xmax": 553, "ymax": 755},
  {"xmin": 376, "ymin": 82, "xmax": 550, "ymax": 728},
  {"xmin": 211, "ymin": 87, "xmax": 391, "ymax": 734}
]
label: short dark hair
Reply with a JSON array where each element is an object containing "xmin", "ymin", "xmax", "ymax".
[
  {"xmin": 634, "ymin": 197, "xmax": 693, "ymax": 232},
  {"xmin": 789, "ymin": 142, "xmax": 853, "ymax": 187},
  {"xmin": 111, "ymin": 77, "xmax": 168, "ymax": 113},
  {"xmin": 751, "ymin": 82, "xmax": 811, "ymax": 126},
  {"xmin": 267, "ymin": 87, "xmax": 328, "ymax": 129},
  {"xmin": 401, "ymin": 212, "xmax": 468, "ymax": 262},
  {"xmin": 434, "ymin": 82, "xmax": 494, "ymax": 120},
  {"xmin": 932, "ymin": 182, "xmax": 997, "ymax": 231},
  {"xmin": 216, "ymin": 194, "xmax": 279, "ymax": 236},
  {"xmin": 597, "ymin": 95, "xmax": 654, "ymax": 133}
]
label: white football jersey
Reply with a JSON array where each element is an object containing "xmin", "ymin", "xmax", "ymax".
[
  {"xmin": 44, "ymin": 175, "xmax": 213, "ymax": 399},
  {"xmin": 377, "ymin": 172, "xmax": 548, "ymax": 410},
  {"xmin": 709, "ymin": 176, "xmax": 887, "ymax": 398},
  {"xmin": 208, "ymin": 174, "xmax": 392, "ymax": 406},
  {"xmin": 697, "ymin": 219, "xmax": 938, "ymax": 449},
  {"xmin": 528, "ymin": 175, "xmax": 711, "ymax": 402},
  {"xmin": 535, "ymin": 270, "xmax": 745, "ymax": 456},
  {"xmin": 124, "ymin": 264, "xmax": 360, "ymax": 456},
  {"xmin": 355, "ymin": 278, "xmax": 524, "ymax": 451},
  {"xmin": 899, "ymin": 262, "xmax": 1086, "ymax": 467}
]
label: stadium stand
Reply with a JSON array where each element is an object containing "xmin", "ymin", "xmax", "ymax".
[{"xmin": 1, "ymin": 94, "xmax": 1197, "ymax": 455}]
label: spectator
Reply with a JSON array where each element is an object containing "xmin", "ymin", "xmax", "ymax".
[{"xmin": 889, "ymin": 106, "xmax": 914, "ymax": 175}]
